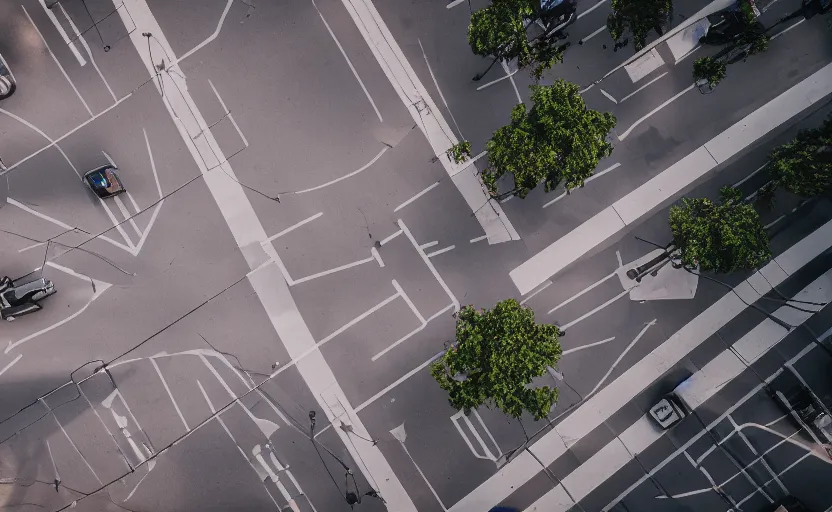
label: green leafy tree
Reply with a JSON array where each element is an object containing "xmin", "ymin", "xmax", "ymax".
[
  {"xmin": 468, "ymin": 0, "xmax": 567, "ymax": 80},
  {"xmin": 768, "ymin": 117, "xmax": 832, "ymax": 198},
  {"xmin": 692, "ymin": 57, "xmax": 727, "ymax": 88},
  {"xmin": 669, "ymin": 187, "xmax": 771, "ymax": 273},
  {"xmin": 483, "ymin": 81, "xmax": 616, "ymax": 199},
  {"xmin": 447, "ymin": 140, "xmax": 473, "ymax": 164},
  {"xmin": 607, "ymin": 0, "xmax": 672, "ymax": 51},
  {"xmin": 430, "ymin": 299, "xmax": 562, "ymax": 420}
]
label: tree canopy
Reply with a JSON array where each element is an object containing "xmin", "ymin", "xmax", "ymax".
[
  {"xmin": 468, "ymin": 0, "xmax": 566, "ymax": 79},
  {"xmin": 768, "ymin": 117, "xmax": 832, "ymax": 198},
  {"xmin": 607, "ymin": 0, "xmax": 673, "ymax": 51},
  {"xmin": 483, "ymin": 81, "xmax": 616, "ymax": 198},
  {"xmin": 669, "ymin": 187, "xmax": 771, "ymax": 273},
  {"xmin": 430, "ymin": 299, "xmax": 562, "ymax": 420}
]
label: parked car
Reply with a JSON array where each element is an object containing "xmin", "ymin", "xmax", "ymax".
[
  {"xmin": 766, "ymin": 495, "xmax": 816, "ymax": 512},
  {"xmin": 83, "ymin": 165, "xmax": 126, "ymax": 199},
  {"xmin": 700, "ymin": 0, "xmax": 763, "ymax": 46},
  {"xmin": 768, "ymin": 369, "xmax": 832, "ymax": 457},
  {"xmin": 0, "ymin": 54, "xmax": 15, "ymax": 100},
  {"xmin": 0, "ymin": 276, "xmax": 56, "ymax": 321}
]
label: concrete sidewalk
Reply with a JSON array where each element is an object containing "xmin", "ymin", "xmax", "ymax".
[
  {"xmin": 510, "ymin": 61, "xmax": 832, "ymax": 296},
  {"xmin": 452, "ymin": 218, "xmax": 832, "ymax": 512}
]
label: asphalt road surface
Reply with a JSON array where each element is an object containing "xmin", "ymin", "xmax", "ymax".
[{"xmin": 0, "ymin": 0, "xmax": 831, "ymax": 511}]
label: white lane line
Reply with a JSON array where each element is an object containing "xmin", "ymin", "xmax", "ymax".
[
  {"xmin": 733, "ymin": 162, "xmax": 769, "ymax": 188},
  {"xmin": 395, "ymin": 181, "xmax": 440, "ymax": 212},
  {"xmin": 675, "ymin": 45, "xmax": 701, "ymax": 65},
  {"xmin": 317, "ymin": 292, "xmax": 401, "ymax": 347},
  {"xmin": 500, "ymin": 195, "xmax": 514, "ymax": 203},
  {"xmin": 0, "ymin": 354, "xmax": 23, "ymax": 378},
  {"xmin": 446, "ymin": 0, "xmax": 465, "ymax": 7},
  {"xmin": 470, "ymin": 235, "xmax": 488, "ymax": 244},
  {"xmin": 476, "ymin": 67, "xmax": 517, "ymax": 91},
  {"xmin": 371, "ymin": 246, "xmax": 385, "ymax": 267},
  {"xmin": 420, "ymin": 241, "xmax": 439, "ymax": 249},
  {"xmin": 174, "ymin": 0, "xmax": 233, "ymax": 65},
  {"xmin": 292, "ymin": 255, "xmax": 375, "ymax": 285},
  {"xmin": 22, "ymin": 6, "xmax": 93, "ymax": 117},
  {"xmin": 6, "ymin": 198, "xmax": 74, "ymax": 231},
  {"xmin": 581, "ymin": 25, "xmax": 608, "ymax": 43},
  {"xmin": 562, "ymin": 336, "xmax": 616, "ymax": 355},
  {"xmin": 41, "ymin": 398, "xmax": 104, "ymax": 485},
  {"xmin": 57, "ymin": 3, "xmax": 118, "ymax": 101},
  {"xmin": 728, "ymin": 416, "xmax": 788, "ymax": 494},
  {"xmin": 619, "ymin": 72, "xmax": 669, "ymax": 103},
  {"xmin": 358, "ymin": 349, "xmax": 445, "ymax": 411},
  {"xmin": 263, "ymin": 212, "xmax": 323, "ymax": 243},
  {"xmin": 520, "ymin": 280, "xmax": 552, "ymax": 305},
  {"xmin": 45, "ymin": 440, "xmax": 61, "ymax": 484},
  {"xmin": 393, "ymin": 279, "xmax": 427, "ymax": 324},
  {"xmin": 149, "ymin": 358, "xmax": 190, "ymax": 431},
  {"xmin": 619, "ymin": 83, "xmax": 695, "ymax": 140},
  {"xmin": 19, "ymin": 242, "xmax": 47, "ymax": 253},
  {"xmin": 208, "ymin": 79, "xmax": 249, "ymax": 147},
  {"xmin": 142, "ymin": 127, "xmax": 165, "ymax": 199},
  {"xmin": 616, "ymin": 250, "xmax": 623, "ymax": 267},
  {"xmin": 315, "ymin": 4, "xmax": 383, "ymax": 123},
  {"xmin": 547, "ymin": 272, "xmax": 616, "ymax": 315},
  {"xmin": 770, "ymin": 17, "xmax": 805, "ymax": 41},
  {"xmin": 420, "ymin": 38, "xmax": 464, "ymax": 136},
  {"xmin": 399, "ymin": 219, "xmax": 460, "ymax": 311},
  {"xmin": 114, "ymin": 195, "xmax": 142, "ymax": 238},
  {"xmin": 556, "ymin": 288, "xmax": 631, "ymax": 329},
  {"xmin": 764, "ymin": 214, "xmax": 786, "ymax": 230},
  {"xmin": 542, "ymin": 163, "xmax": 622, "ymax": 208},
  {"xmin": 120, "ymin": 0, "xmax": 416, "ymax": 506},
  {"xmin": 501, "ymin": 60, "xmax": 523, "ymax": 104},
  {"xmin": 380, "ymin": 229, "xmax": 403, "ymax": 245},
  {"xmin": 585, "ymin": 320, "xmax": 655, "ymax": 397},
  {"xmin": 577, "ymin": 0, "xmax": 608, "ymax": 19},
  {"xmin": 371, "ymin": 304, "xmax": 454, "ymax": 362},
  {"xmin": 37, "ymin": 0, "xmax": 86, "ymax": 66},
  {"xmin": 293, "ymin": 147, "xmax": 387, "ymax": 194},
  {"xmin": 427, "ymin": 245, "xmax": 455, "ymax": 258},
  {"xmin": 599, "ymin": 88, "xmax": 618, "ymax": 104},
  {"xmin": 126, "ymin": 192, "xmax": 142, "ymax": 214}
]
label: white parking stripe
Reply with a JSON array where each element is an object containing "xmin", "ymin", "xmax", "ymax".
[{"xmin": 37, "ymin": 0, "xmax": 86, "ymax": 66}]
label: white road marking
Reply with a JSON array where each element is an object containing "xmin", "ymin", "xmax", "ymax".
[
  {"xmin": 313, "ymin": 3, "xmax": 383, "ymax": 123},
  {"xmin": 18, "ymin": 242, "xmax": 47, "ymax": 253},
  {"xmin": 619, "ymin": 72, "xmax": 669, "ymax": 103},
  {"xmin": 577, "ymin": 0, "xmax": 607, "ymax": 19},
  {"xmin": 501, "ymin": 60, "xmax": 523, "ymax": 104},
  {"xmin": 371, "ymin": 304, "xmax": 454, "ymax": 361},
  {"xmin": 174, "ymin": 0, "xmax": 233, "ymax": 65},
  {"xmin": 41, "ymin": 398, "xmax": 104, "ymax": 485},
  {"xmin": 393, "ymin": 279, "xmax": 426, "ymax": 324},
  {"xmin": 317, "ymin": 292, "xmax": 401, "ymax": 347},
  {"xmin": 149, "ymin": 357, "xmax": 190, "ymax": 431},
  {"xmin": 22, "ymin": 6, "xmax": 93, "ymax": 116},
  {"xmin": 456, "ymin": 221, "xmax": 832, "ymax": 512},
  {"xmin": 764, "ymin": 214, "xmax": 786, "ymax": 230},
  {"xmin": 380, "ymin": 229, "xmax": 403, "ymax": 245},
  {"xmin": 0, "ymin": 354, "xmax": 23, "ymax": 378},
  {"xmin": 469, "ymin": 235, "xmax": 488, "ymax": 244},
  {"xmin": 117, "ymin": 0, "xmax": 417, "ymax": 506},
  {"xmin": 476, "ymin": 67, "xmax": 517, "ymax": 91},
  {"xmin": 500, "ymin": 195, "xmax": 514, "ymax": 203},
  {"xmin": 45, "ymin": 440, "xmax": 61, "ymax": 483},
  {"xmin": 208, "ymin": 79, "xmax": 250, "ymax": 147},
  {"xmin": 542, "ymin": 162, "xmax": 621, "ymax": 208},
  {"xmin": 557, "ymin": 288, "xmax": 631, "ymax": 329},
  {"xmin": 399, "ymin": 219, "xmax": 460, "ymax": 311},
  {"xmin": 291, "ymin": 255, "xmax": 375, "ymax": 285},
  {"xmin": 674, "ymin": 45, "xmax": 701, "ymax": 65},
  {"xmin": 770, "ymin": 17, "xmax": 805, "ymax": 41},
  {"xmin": 427, "ymin": 245, "xmax": 455, "ymax": 258},
  {"xmin": 520, "ymin": 280, "xmax": 552, "ymax": 305},
  {"xmin": 615, "ymin": 250, "xmax": 623, "ymax": 267},
  {"xmin": 371, "ymin": 246, "xmax": 385, "ymax": 267},
  {"xmin": 451, "ymin": 409, "xmax": 501, "ymax": 461},
  {"xmin": 419, "ymin": 38, "xmax": 464, "ymax": 137},
  {"xmin": 728, "ymin": 416, "xmax": 788, "ymax": 495},
  {"xmin": 562, "ymin": 336, "xmax": 616, "ymax": 355},
  {"xmin": 619, "ymin": 83, "xmax": 695, "ymax": 139},
  {"xmin": 263, "ymin": 212, "xmax": 323, "ymax": 243},
  {"xmin": 581, "ymin": 25, "xmax": 608, "ymax": 43},
  {"xmin": 114, "ymin": 195, "xmax": 143, "ymax": 238},
  {"xmin": 599, "ymin": 88, "xmax": 617, "ymax": 104},
  {"xmin": 5, "ymin": 198, "xmax": 75, "ymax": 230},
  {"xmin": 37, "ymin": 0, "xmax": 86, "ymax": 66},
  {"xmin": 358, "ymin": 349, "xmax": 445, "ymax": 411},
  {"xmin": 547, "ymin": 271, "xmax": 617, "ymax": 315},
  {"xmin": 56, "ymin": 3, "xmax": 118, "ymax": 101},
  {"xmin": 586, "ymin": 321, "xmax": 655, "ymax": 398},
  {"xmin": 293, "ymin": 147, "xmax": 388, "ymax": 194},
  {"xmin": 126, "ymin": 191, "xmax": 141, "ymax": 213},
  {"xmin": 446, "ymin": 0, "xmax": 465, "ymax": 8},
  {"xmin": 394, "ymin": 426, "xmax": 449, "ymax": 510},
  {"xmin": 733, "ymin": 162, "xmax": 769, "ymax": 188},
  {"xmin": 420, "ymin": 241, "xmax": 439, "ymax": 249},
  {"xmin": 395, "ymin": 180, "xmax": 440, "ymax": 212}
]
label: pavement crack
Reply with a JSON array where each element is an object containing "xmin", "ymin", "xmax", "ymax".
[{"xmin": 240, "ymin": 0, "xmax": 256, "ymax": 23}]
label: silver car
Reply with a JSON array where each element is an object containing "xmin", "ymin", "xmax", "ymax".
[{"xmin": 0, "ymin": 276, "xmax": 56, "ymax": 320}]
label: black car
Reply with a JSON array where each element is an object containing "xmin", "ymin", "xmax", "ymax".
[
  {"xmin": 0, "ymin": 54, "xmax": 15, "ymax": 100},
  {"xmin": 83, "ymin": 165, "xmax": 126, "ymax": 199},
  {"xmin": 0, "ymin": 276, "xmax": 57, "ymax": 320}
]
